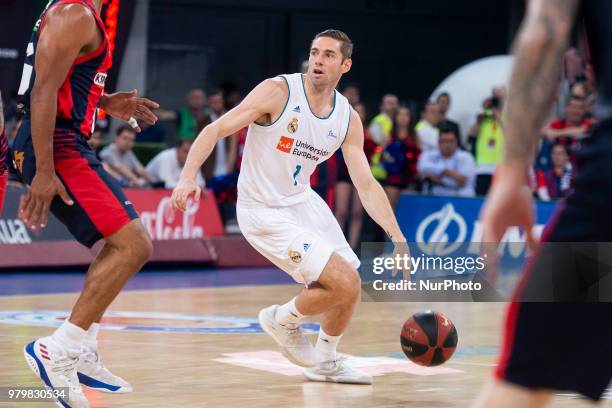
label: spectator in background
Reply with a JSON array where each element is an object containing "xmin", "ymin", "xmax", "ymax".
[
  {"xmin": 468, "ymin": 86, "xmax": 505, "ymax": 195},
  {"xmin": 202, "ymin": 88, "xmax": 237, "ymax": 181},
  {"xmin": 383, "ymin": 105, "xmax": 419, "ymax": 210},
  {"xmin": 100, "ymin": 125, "xmax": 159, "ymax": 188},
  {"xmin": 87, "ymin": 127, "xmax": 123, "ymax": 182},
  {"xmin": 342, "ymin": 84, "xmax": 360, "ymax": 107},
  {"xmin": 538, "ymin": 96, "xmax": 592, "ymax": 170},
  {"xmin": 415, "ymin": 101, "xmax": 441, "ymax": 152},
  {"xmin": 146, "ymin": 138, "xmax": 206, "ymax": 189},
  {"xmin": 418, "ymin": 123, "xmax": 475, "ymax": 197},
  {"xmin": 436, "ymin": 92, "xmax": 460, "ymax": 138},
  {"xmin": 334, "ymin": 102, "xmax": 375, "ymax": 251},
  {"xmin": 157, "ymin": 88, "xmax": 210, "ymax": 140},
  {"xmin": 536, "ymin": 143, "xmax": 574, "ymax": 201},
  {"xmin": 369, "ymin": 93, "xmax": 399, "ymax": 145}
]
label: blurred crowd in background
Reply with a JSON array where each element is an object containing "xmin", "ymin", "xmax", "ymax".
[{"xmin": 1, "ymin": 47, "xmax": 595, "ymax": 242}]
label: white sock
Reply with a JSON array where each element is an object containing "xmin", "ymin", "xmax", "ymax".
[
  {"xmin": 84, "ymin": 322, "xmax": 100, "ymax": 350},
  {"xmin": 316, "ymin": 328, "xmax": 342, "ymax": 362},
  {"xmin": 51, "ymin": 320, "xmax": 86, "ymax": 356},
  {"xmin": 275, "ymin": 297, "xmax": 305, "ymax": 327}
]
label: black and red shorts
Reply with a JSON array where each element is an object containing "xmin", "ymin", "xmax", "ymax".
[
  {"xmin": 12, "ymin": 118, "xmax": 138, "ymax": 247},
  {"xmin": 496, "ymin": 120, "xmax": 612, "ymax": 401}
]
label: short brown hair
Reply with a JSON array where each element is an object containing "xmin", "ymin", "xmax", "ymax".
[{"xmin": 313, "ymin": 29, "xmax": 353, "ymax": 60}]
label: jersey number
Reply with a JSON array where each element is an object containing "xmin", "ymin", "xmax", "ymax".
[{"xmin": 17, "ymin": 43, "xmax": 35, "ymax": 96}]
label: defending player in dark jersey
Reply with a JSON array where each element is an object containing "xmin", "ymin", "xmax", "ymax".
[
  {"xmin": 14, "ymin": 1, "xmax": 158, "ymax": 406},
  {"xmin": 475, "ymin": 1, "xmax": 612, "ymax": 406}
]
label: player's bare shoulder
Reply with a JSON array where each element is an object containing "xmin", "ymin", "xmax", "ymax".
[{"xmin": 251, "ymin": 77, "xmax": 290, "ymax": 126}]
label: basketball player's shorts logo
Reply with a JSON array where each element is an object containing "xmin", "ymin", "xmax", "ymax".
[
  {"xmin": 288, "ymin": 250, "xmax": 302, "ymax": 263},
  {"xmin": 94, "ymin": 72, "xmax": 107, "ymax": 87},
  {"xmin": 276, "ymin": 136, "xmax": 294, "ymax": 153}
]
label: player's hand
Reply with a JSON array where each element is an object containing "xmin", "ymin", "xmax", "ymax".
[
  {"xmin": 391, "ymin": 240, "xmax": 411, "ymax": 281},
  {"xmin": 480, "ymin": 163, "xmax": 537, "ymax": 284},
  {"xmin": 19, "ymin": 172, "xmax": 73, "ymax": 230},
  {"xmin": 100, "ymin": 90, "xmax": 160, "ymax": 132},
  {"xmin": 171, "ymin": 178, "xmax": 202, "ymax": 212}
]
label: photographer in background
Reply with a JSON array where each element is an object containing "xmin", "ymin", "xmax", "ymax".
[{"xmin": 467, "ymin": 86, "xmax": 506, "ymax": 195}]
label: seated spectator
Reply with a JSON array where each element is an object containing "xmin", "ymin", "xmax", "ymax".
[
  {"xmin": 467, "ymin": 86, "xmax": 505, "ymax": 195},
  {"xmin": 536, "ymin": 143, "xmax": 574, "ymax": 201},
  {"xmin": 100, "ymin": 125, "xmax": 159, "ymax": 188},
  {"xmin": 156, "ymin": 88, "xmax": 210, "ymax": 140},
  {"xmin": 541, "ymin": 97, "xmax": 592, "ymax": 167},
  {"xmin": 383, "ymin": 106, "xmax": 419, "ymax": 209},
  {"xmin": 87, "ymin": 127, "xmax": 124, "ymax": 181},
  {"xmin": 415, "ymin": 101, "xmax": 441, "ymax": 152},
  {"xmin": 146, "ymin": 138, "xmax": 206, "ymax": 189},
  {"xmin": 369, "ymin": 94, "xmax": 399, "ymax": 145},
  {"xmin": 436, "ymin": 92, "xmax": 460, "ymax": 139},
  {"xmin": 418, "ymin": 124, "xmax": 476, "ymax": 197}
]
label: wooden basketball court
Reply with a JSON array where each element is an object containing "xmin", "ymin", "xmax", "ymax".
[{"xmin": 0, "ymin": 274, "xmax": 609, "ymax": 407}]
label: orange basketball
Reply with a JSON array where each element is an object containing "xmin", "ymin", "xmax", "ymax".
[{"xmin": 400, "ymin": 310, "xmax": 458, "ymax": 366}]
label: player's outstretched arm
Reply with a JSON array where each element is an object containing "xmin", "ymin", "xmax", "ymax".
[
  {"xmin": 480, "ymin": 0, "xmax": 579, "ymax": 246},
  {"xmin": 172, "ymin": 77, "xmax": 287, "ymax": 211},
  {"xmin": 343, "ymin": 109, "xmax": 410, "ymax": 278}
]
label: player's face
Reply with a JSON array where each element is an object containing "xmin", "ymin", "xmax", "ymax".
[{"xmin": 308, "ymin": 37, "xmax": 351, "ymax": 86}]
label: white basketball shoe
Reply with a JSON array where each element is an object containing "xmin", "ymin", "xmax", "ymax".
[
  {"xmin": 303, "ymin": 357, "xmax": 373, "ymax": 385},
  {"xmin": 77, "ymin": 345, "xmax": 132, "ymax": 393},
  {"xmin": 258, "ymin": 304, "xmax": 317, "ymax": 367},
  {"xmin": 24, "ymin": 337, "xmax": 90, "ymax": 408}
]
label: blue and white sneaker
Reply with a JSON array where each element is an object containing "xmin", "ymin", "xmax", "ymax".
[
  {"xmin": 24, "ymin": 337, "xmax": 90, "ymax": 408},
  {"xmin": 77, "ymin": 346, "xmax": 132, "ymax": 393}
]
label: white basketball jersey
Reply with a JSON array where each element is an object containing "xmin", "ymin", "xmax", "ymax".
[{"xmin": 237, "ymin": 73, "xmax": 352, "ymax": 207}]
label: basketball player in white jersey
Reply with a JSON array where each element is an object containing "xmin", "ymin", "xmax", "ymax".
[{"xmin": 172, "ymin": 29, "xmax": 408, "ymax": 384}]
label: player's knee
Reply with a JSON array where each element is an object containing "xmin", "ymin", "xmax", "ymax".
[{"xmin": 114, "ymin": 221, "xmax": 153, "ymax": 264}]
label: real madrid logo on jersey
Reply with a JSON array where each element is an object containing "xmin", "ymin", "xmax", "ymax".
[{"xmin": 287, "ymin": 117, "xmax": 299, "ymax": 134}]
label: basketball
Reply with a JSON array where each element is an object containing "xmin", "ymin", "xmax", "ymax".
[{"xmin": 400, "ymin": 310, "xmax": 458, "ymax": 366}]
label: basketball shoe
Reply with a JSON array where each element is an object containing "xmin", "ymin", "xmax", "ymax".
[
  {"xmin": 258, "ymin": 304, "xmax": 317, "ymax": 367},
  {"xmin": 24, "ymin": 337, "xmax": 90, "ymax": 408},
  {"xmin": 77, "ymin": 344, "xmax": 132, "ymax": 393},
  {"xmin": 303, "ymin": 357, "xmax": 373, "ymax": 384}
]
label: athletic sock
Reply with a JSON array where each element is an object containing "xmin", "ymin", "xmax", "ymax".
[
  {"xmin": 315, "ymin": 327, "xmax": 342, "ymax": 362},
  {"xmin": 84, "ymin": 322, "xmax": 100, "ymax": 350},
  {"xmin": 275, "ymin": 297, "xmax": 305, "ymax": 327},
  {"xmin": 51, "ymin": 319, "xmax": 86, "ymax": 356}
]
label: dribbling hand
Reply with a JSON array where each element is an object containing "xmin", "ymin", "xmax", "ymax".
[{"xmin": 171, "ymin": 178, "xmax": 202, "ymax": 212}]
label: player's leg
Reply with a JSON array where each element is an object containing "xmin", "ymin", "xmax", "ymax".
[{"xmin": 21, "ymin": 139, "xmax": 150, "ymax": 405}]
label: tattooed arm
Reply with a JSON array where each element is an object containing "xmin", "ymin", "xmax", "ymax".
[{"xmin": 504, "ymin": 0, "xmax": 580, "ymax": 164}]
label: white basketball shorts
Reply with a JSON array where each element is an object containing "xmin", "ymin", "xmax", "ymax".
[{"xmin": 237, "ymin": 191, "xmax": 360, "ymax": 285}]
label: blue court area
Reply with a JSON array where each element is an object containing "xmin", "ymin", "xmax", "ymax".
[{"xmin": 0, "ymin": 267, "xmax": 294, "ymax": 296}]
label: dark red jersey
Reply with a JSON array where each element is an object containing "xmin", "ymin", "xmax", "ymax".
[{"xmin": 17, "ymin": 0, "xmax": 111, "ymax": 139}]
